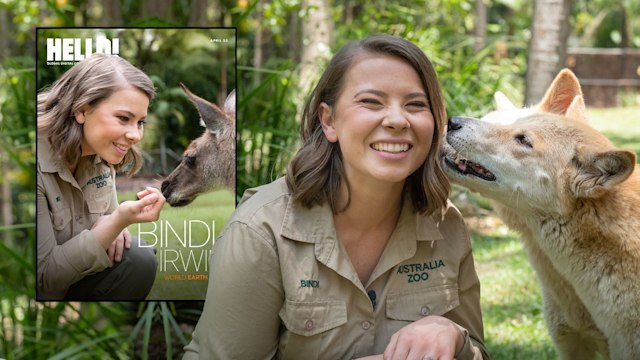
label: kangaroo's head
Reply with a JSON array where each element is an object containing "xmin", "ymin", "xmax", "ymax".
[{"xmin": 161, "ymin": 83, "xmax": 236, "ymax": 207}]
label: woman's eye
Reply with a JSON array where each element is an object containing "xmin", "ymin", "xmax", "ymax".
[
  {"xmin": 515, "ymin": 134, "xmax": 533, "ymax": 148},
  {"xmin": 360, "ymin": 98, "xmax": 382, "ymax": 105},
  {"xmin": 117, "ymin": 116, "xmax": 129, "ymax": 122},
  {"xmin": 138, "ymin": 120, "xmax": 146, "ymax": 127},
  {"xmin": 407, "ymin": 101, "xmax": 427, "ymax": 109}
]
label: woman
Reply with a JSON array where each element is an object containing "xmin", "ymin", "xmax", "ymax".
[
  {"xmin": 184, "ymin": 35, "xmax": 488, "ymax": 359},
  {"xmin": 37, "ymin": 53, "xmax": 165, "ymax": 301}
]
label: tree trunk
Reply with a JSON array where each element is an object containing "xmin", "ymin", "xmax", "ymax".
[
  {"xmin": 1, "ymin": 152, "xmax": 13, "ymax": 245},
  {"xmin": 474, "ymin": 0, "xmax": 487, "ymax": 52},
  {"xmin": 0, "ymin": 8, "xmax": 9, "ymax": 61},
  {"xmin": 189, "ymin": 0, "xmax": 209, "ymax": 26},
  {"xmin": 144, "ymin": 0, "xmax": 171, "ymax": 19},
  {"xmin": 525, "ymin": 0, "xmax": 573, "ymax": 105},
  {"xmin": 252, "ymin": 2, "xmax": 266, "ymax": 86},
  {"xmin": 296, "ymin": 0, "xmax": 333, "ymax": 118},
  {"xmin": 99, "ymin": 0, "xmax": 123, "ymax": 26}
]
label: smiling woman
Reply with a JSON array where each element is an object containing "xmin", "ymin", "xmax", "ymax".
[
  {"xmin": 184, "ymin": 35, "xmax": 489, "ymax": 360},
  {"xmin": 36, "ymin": 53, "xmax": 166, "ymax": 301}
]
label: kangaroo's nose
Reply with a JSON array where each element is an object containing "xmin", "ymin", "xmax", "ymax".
[{"xmin": 447, "ymin": 116, "xmax": 464, "ymax": 131}]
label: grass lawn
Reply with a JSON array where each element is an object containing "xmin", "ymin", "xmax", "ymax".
[
  {"xmin": 586, "ymin": 106, "xmax": 640, "ymax": 157},
  {"xmin": 460, "ymin": 106, "xmax": 640, "ymax": 359},
  {"xmin": 118, "ymin": 189, "xmax": 235, "ymax": 300}
]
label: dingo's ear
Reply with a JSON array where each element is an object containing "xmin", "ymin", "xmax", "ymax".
[
  {"xmin": 538, "ymin": 69, "xmax": 583, "ymax": 115},
  {"xmin": 494, "ymin": 91, "xmax": 517, "ymax": 110},
  {"xmin": 572, "ymin": 149, "xmax": 636, "ymax": 198},
  {"xmin": 565, "ymin": 95, "xmax": 587, "ymax": 123}
]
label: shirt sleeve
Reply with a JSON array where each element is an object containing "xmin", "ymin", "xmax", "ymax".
[
  {"xmin": 37, "ymin": 172, "xmax": 111, "ymax": 299},
  {"xmin": 183, "ymin": 220, "xmax": 284, "ymax": 359}
]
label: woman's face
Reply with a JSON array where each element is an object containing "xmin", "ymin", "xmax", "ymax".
[
  {"xmin": 319, "ymin": 54, "xmax": 435, "ymax": 188},
  {"xmin": 75, "ymin": 86, "xmax": 149, "ymax": 165}
]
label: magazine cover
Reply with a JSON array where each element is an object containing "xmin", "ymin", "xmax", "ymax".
[{"xmin": 36, "ymin": 27, "xmax": 236, "ymax": 301}]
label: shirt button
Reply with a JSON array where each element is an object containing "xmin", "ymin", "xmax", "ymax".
[
  {"xmin": 304, "ymin": 319, "xmax": 314, "ymax": 331},
  {"xmin": 361, "ymin": 320, "xmax": 371, "ymax": 330},
  {"xmin": 420, "ymin": 306, "xmax": 431, "ymax": 316}
]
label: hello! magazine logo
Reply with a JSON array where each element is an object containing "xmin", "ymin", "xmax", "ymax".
[{"xmin": 46, "ymin": 36, "xmax": 120, "ymax": 65}]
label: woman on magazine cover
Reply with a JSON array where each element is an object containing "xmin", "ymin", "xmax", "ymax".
[
  {"xmin": 37, "ymin": 53, "xmax": 164, "ymax": 301},
  {"xmin": 184, "ymin": 35, "xmax": 488, "ymax": 359}
]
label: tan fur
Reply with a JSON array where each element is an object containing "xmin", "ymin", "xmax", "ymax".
[{"xmin": 442, "ymin": 69, "xmax": 640, "ymax": 359}]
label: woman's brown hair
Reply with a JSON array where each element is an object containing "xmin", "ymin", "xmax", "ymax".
[
  {"xmin": 37, "ymin": 53, "xmax": 155, "ymax": 176},
  {"xmin": 286, "ymin": 34, "xmax": 450, "ymax": 215}
]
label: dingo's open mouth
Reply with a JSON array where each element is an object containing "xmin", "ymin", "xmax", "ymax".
[{"xmin": 444, "ymin": 153, "xmax": 496, "ymax": 181}]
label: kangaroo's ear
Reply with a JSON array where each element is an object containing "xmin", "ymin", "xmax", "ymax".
[
  {"xmin": 538, "ymin": 68, "xmax": 583, "ymax": 115},
  {"xmin": 180, "ymin": 83, "xmax": 231, "ymax": 136},
  {"xmin": 494, "ymin": 91, "xmax": 517, "ymax": 111},
  {"xmin": 572, "ymin": 148, "xmax": 636, "ymax": 198},
  {"xmin": 223, "ymin": 89, "xmax": 236, "ymax": 123}
]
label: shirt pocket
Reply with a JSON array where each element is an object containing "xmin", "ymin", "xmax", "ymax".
[
  {"xmin": 386, "ymin": 283, "xmax": 460, "ymax": 321},
  {"xmin": 86, "ymin": 188, "xmax": 113, "ymax": 216},
  {"xmin": 279, "ymin": 299, "xmax": 347, "ymax": 360},
  {"xmin": 280, "ymin": 299, "xmax": 347, "ymax": 336},
  {"xmin": 51, "ymin": 206, "xmax": 72, "ymax": 231}
]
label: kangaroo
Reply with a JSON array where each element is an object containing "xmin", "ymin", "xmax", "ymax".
[{"xmin": 161, "ymin": 84, "xmax": 235, "ymax": 207}]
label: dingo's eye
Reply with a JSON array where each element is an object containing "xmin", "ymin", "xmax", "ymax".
[{"xmin": 515, "ymin": 134, "xmax": 533, "ymax": 148}]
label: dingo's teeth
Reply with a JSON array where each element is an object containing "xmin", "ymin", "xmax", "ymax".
[{"xmin": 445, "ymin": 152, "xmax": 496, "ymax": 181}]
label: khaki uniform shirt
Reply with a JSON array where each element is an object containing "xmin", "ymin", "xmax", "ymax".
[
  {"xmin": 184, "ymin": 177, "xmax": 488, "ymax": 360},
  {"xmin": 37, "ymin": 136, "xmax": 116, "ymax": 300}
]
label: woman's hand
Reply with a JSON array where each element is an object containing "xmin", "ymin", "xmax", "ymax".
[
  {"xmin": 106, "ymin": 228, "xmax": 131, "ymax": 264},
  {"xmin": 383, "ymin": 315, "xmax": 465, "ymax": 360},
  {"xmin": 116, "ymin": 186, "xmax": 165, "ymax": 224},
  {"xmin": 93, "ymin": 187, "xmax": 165, "ymax": 252}
]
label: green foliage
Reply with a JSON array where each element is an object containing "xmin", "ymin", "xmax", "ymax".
[
  {"xmin": 236, "ymin": 65, "xmax": 299, "ymax": 200},
  {"xmin": 572, "ymin": 0, "xmax": 640, "ymax": 47},
  {"xmin": 0, "ymin": 55, "xmax": 36, "ymax": 288}
]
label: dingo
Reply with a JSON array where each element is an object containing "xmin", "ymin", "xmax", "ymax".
[{"xmin": 442, "ymin": 69, "xmax": 640, "ymax": 359}]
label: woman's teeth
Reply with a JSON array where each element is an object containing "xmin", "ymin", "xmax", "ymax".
[{"xmin": 371, "ymin": 143, "xmax": 409, "ymax": 153}]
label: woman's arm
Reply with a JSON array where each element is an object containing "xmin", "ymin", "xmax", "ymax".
[
  {"xmin": 183, "ymin": 220, "xmax": 284, "ymax": 359},
  {"xmin": 37, "ymin": 175, "xmax": 111, "ymax": 297},
  {"xmin": 37, "ymin": 176, "xmax": 164, "ymax": 297}
]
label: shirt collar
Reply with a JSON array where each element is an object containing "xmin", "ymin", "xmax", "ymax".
[
  {"xmin": 280, "ymin": 194, "xmax": 444, "ymax": 244},
  {"xmin": 37, "ymin": 134, "xmax": 104, "ymax": 174}
]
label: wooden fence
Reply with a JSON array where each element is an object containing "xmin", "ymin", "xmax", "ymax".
[{"xmin": 567, "ymin": 47, "xmax": 640, "ymax": 107}]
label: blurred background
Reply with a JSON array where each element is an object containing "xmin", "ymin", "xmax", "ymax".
[{"xmin": 1, "ymin": 0, "xmax": 639, "ymax": 358}]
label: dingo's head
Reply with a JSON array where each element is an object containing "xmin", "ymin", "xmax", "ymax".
[{"xmin": 442, "ymin": 69, "xmax": 635, "ymax": 215}]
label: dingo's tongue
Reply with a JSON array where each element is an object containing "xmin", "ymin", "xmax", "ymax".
[{"xmin": 455, "ymin": 154, "xmax": 468, "ymax": 172}]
